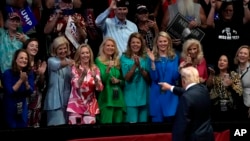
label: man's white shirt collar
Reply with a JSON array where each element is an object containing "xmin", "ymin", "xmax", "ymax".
[{"xmin": 185, "ymin": 83, "xmax": 197, "ymax": 90}]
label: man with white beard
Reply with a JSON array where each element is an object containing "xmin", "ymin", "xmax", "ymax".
[{"xmin": 161, "ymin": 0, "xmax": 207, "ymax": 55}]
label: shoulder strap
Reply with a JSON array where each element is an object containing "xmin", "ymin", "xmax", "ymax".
[{"xmin": 240, "ymin": 66, "xmax": 250, "ymax": 79}]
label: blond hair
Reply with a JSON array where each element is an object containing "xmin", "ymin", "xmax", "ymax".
[
  {"xmin": 50, "ymin": 36, "xmax": 71, "ymax": 57},
  {"xmin": 152, "ymin": 31, "xmax": 176, "ymax": 60},
  {"xmin": 74, "ymin": 44, "xmax": 96, "ymax": 70},
  {"xmin": 180, "ymin": 66, "xmax": 200, "ymax": 84},
  {"xmin": 234, "ymin": 45, "xmax": 250, "ymax": 65},
  {"xmin": 97, "ymin": 37, "xmax": 120, "ymax": 69},
  {"xmin": 181, "ymin": 39, "xmax": 204, "ymax": 65}
]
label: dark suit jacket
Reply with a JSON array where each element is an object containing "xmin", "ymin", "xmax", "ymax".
[{"xmin": 172, "ymin": 84, "xmax": 214, "ymax": 141}]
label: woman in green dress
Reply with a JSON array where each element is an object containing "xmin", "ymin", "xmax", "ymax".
[{"xmin": 95, "ymin": 37, "xmax": 126, "ymax": 123}]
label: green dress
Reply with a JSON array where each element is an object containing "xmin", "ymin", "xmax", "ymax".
[{"xmin": 95, "ymin": 58, "xmax": 126, "ymax": 123}]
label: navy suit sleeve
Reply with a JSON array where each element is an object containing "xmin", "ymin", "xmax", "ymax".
[{"xmin": 173, "ymin": 86, "xmax": 185, "ymax": 96}]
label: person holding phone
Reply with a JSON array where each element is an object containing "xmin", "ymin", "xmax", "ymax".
[
  {"xmin": 44, "ymin": 0, "xmax": 87, "ymax": 58},
  {"xmin": 135, "ymin": 4, "xmax": 159, "ymax": 51},
  {"xmin": 179, "ymin": 39, "xmax": 208, "ymax": 84},
  {"xmin": 0, "ymin": 12, "xmax": 29, "ymax": 74},
  {"xmin": 95, "ymin": 37, "xmax": 126, "ymax": 124},
  {"xmin": 206, "ymin": 54, "xmax": 243, "ymax": 122}
]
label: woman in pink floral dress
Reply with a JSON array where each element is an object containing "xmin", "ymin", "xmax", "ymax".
[{"xmin": 67, "ymin": 44, "xmax": 103, "ymax": 124}]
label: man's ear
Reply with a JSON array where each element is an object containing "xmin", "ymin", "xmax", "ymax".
[{"xmin": 181, "ymin": 79, "xmax": 185, "ymax": 87}]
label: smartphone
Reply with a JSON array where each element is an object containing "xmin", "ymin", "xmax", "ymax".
[{"xmin": 17, "ymin": 26, "xmax": 23, "ymax": 33}]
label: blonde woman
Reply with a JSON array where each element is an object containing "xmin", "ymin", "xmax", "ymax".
[
  {"xmin": 95, "ymin": 37, "xmax": 126, "ymax": 123},
  {"xmin": 43, "ymin": 36, "xmax": 74, "ymax": 126},
  {"xmin": 234, "ymin": 45, "xmax": 250, "ymax": 120},
  {"xmin": 146, "ymin": 31, "xmax": 180, "ymax": 122},
  {"xmin": 179, "ymin": 39, "xmax": 208, "ymax": 83},
  {"xmin": 67, "ymin": 44, "xmax": 103, "ymax": 124}
]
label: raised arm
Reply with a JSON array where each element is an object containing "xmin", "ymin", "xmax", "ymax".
[
  {"xmin": 95, "ymin": 0, "xmax": 116, "ymax": 28},
  {"xmin": 161, "ymin": 8, "xmax": 170, "ymax": 31},
  {"xmin": 206, "ymin": 0, "xmax": 216, "ymax": 28},
  {"xmin": 243, "ymin": 0, "xmax": 250, "ymax": 24}
]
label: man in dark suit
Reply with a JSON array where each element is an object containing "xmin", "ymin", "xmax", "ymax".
[{"xmin": 159, "ymin": 66, "xmax": 214, "ymax": 141}]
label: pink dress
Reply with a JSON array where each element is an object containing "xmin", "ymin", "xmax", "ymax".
[{"xmin": 67, "ymin": 65, "xmax": 103, "ymax": 124}]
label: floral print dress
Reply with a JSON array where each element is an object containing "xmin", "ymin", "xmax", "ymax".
[{"xmin": 67, "ymin": 65, "xmax": 103, "ymax": 124}]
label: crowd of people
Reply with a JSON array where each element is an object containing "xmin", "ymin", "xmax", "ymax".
[{"xmin": 0, "ymin": 0, "xmax": 250, "ymax": 135}]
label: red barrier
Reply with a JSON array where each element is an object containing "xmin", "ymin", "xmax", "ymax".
[{"xmin": 69, "ymin": 129, "xmax": 230, "ymax": 141}]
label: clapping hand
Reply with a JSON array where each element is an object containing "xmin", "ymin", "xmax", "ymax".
[
  {"xmin": 91, "ymin": 68, "xmax": 98, "ymax": 83},
  {"xmin": 37, "ymin": 60, "xmax": 47, "ymax": 75},
  {"xmin": 82, "ymin": 67, "xmax": 88, "ymax": 77},
  {"xmin": 20, "ymin": 71, "xmax": 28, "ymax": 82},
  {"xmin": 111, "ymin": 76, "xmax": 120, "ymax": 84},
  {"xmin": 133, "ymin": 54, "xmax": 140, "ymax": 67},
  {"xmin": 146, "ymin": 48, "xmax": 155, "ymax": 61},
  {"xmin": 78, "ymin": 67, "xmax": 87, "ymax": 85}
]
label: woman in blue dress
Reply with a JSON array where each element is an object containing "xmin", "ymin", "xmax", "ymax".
[
  {"xmin": 147, "ymin": 31, "xmax": 180, "ymax": 122},
  {"xmin": 2, "ymin": 49, "xmax": 34, "ymax": 128}
]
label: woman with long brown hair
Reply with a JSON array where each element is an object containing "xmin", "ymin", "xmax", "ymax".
[
  {"xmin": 120, "ymin": 32, "xmax": 151, "ymax": 123},
  {"xmin": 2, "ymin": 49, "xmax": 34, "ymax": 128},
  {"xmin": 23, "ymin": 38, "xmax": 47, "ymax": 128}
]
